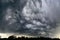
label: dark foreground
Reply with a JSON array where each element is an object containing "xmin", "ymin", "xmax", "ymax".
[{"xmin": 0, "ymin": 36, "xmax": 59, "ymax": 40}]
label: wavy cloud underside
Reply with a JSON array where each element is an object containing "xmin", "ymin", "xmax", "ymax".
[{"xmin": 0, "ymin": 0, "xmax": 60, "ymax": 38}]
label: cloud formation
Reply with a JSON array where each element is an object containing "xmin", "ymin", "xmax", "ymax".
[{"xmin": 0, "ymin": 0, "xmax": 60, "ymax": 38}]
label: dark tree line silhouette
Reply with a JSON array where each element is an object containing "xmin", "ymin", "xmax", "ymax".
[{"xmin": 0, "ymin": 35, "xmax": 59, "ymax": 40}]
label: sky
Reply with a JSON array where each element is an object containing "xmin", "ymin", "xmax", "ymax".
[{"xmin": 0, "ymin": 0, "xmax": 60, "ymax": 38}]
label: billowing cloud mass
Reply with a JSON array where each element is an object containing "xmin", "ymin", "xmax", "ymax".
[{"xmin": 0, "ymin": 0, "xmax": 60, "ymax": 38}]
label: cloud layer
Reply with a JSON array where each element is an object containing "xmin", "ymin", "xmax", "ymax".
[{"xmin": 0, "ymin": 0, "xmax": 60, "ymax": 38}]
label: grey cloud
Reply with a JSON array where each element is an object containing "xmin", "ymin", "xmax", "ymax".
[{"xmin": 0, "ymin": 0, "xmax": 60, "ymax": 38}]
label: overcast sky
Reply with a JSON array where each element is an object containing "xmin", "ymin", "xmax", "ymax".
[{"xmin": 0, "ymin": 0, "xmax": 60, "ymax": 38}]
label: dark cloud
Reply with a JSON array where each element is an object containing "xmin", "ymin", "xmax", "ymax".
[{"xmin": 0, "ymin": 0, "xmax": 60, "ymax": 38}]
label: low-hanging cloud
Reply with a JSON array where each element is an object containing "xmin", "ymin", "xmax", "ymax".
[{"xmin": 0, "ymin": 0, "xmax": 60, "ymax": 38}]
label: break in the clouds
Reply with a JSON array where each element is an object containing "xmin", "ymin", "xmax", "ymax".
[{"xmin": 0, "ymin": 0, "xmax": 60, "ymax": 38}]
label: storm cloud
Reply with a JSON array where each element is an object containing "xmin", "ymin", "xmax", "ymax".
[{"xmin": 0, "ymin": 0, "xmax": 60, "ymax": 38}]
